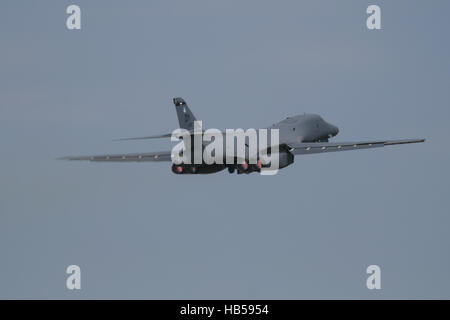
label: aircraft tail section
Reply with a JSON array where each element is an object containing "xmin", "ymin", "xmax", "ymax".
[
  {"xmin": 113, "ymin": 97, "xmax": 198, "ymax": 142},
  {"xmin": 173, "ymin": 97, "xmax": 197, "ymax": 131}
]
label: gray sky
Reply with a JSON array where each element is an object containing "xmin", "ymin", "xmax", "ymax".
[{"xmin": 1, "ymin": 0, "xmax": 449, "ymax": 299}]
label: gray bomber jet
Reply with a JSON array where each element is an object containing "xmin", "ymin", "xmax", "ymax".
[{"xmin": 61, "ymin": 97, "xmax": 425, "ymax": 174}]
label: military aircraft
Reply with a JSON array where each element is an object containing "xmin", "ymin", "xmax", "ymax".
[{"xmin": 60, "ymin": 97, "xmax": 425, "ymax": 174}]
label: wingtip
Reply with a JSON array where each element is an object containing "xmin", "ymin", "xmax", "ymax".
[{"xmin": 384, "ymin": 138, "xmax": 426, "ymax": 146}]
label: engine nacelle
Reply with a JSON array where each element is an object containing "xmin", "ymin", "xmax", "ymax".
[
  {"xmin": 260, "ymin": 149, "xmax": 294, "ymax": 170},
  {"xmin": 171, "ymin": 163, "xmax": 226, "ymax": 174},
  {"xmin": 277, "ymin": 150, "xmax": 294, "ymax": 169}
]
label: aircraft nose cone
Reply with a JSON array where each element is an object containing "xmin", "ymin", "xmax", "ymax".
[{"xmin": 331, "ymin": 125, "xmax": 339, "ymax": 137}]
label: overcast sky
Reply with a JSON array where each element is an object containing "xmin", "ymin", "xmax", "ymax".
[{"xmin": 1, "ymin": 0, "xmax": 449, "ymax": 299}]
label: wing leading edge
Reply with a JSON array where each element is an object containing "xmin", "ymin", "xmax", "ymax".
[
  {"xmin": 59, "ymin": 139, "xmax": 424, "ymax": 162},
  {"xmin": 288, "ymin": 138, "xmax": 425, "ymax": 156},
  {"xmin": 59, "ymin": 151, "xmax": 172, "ymax": 162}
]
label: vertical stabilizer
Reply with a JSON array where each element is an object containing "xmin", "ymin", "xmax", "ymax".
[{"xmin": 173, "ymin": 97, "xmax": 197, "ymax": 131}]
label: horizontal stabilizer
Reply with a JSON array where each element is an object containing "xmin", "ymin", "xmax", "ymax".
[{"xmin": 113, "ymin": 133, "xmax": 172, "ymax": 141}]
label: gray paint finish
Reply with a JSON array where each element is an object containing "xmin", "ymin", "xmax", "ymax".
[
  {"xmin": 61, "ymin": 97, "xmax": 424, "ymax": 175},
  {"xmin": 0, "ymin": 0, "xmax": 449, "ymax": 299}
]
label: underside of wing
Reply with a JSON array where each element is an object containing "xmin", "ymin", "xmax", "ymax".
[
  {"xmin": 59, "ymin": 150, "xmax": 172, "ymax": 162},
  {"xmin": 288, "ymin": 138, "xmax": 425, "ymax": 156}
]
